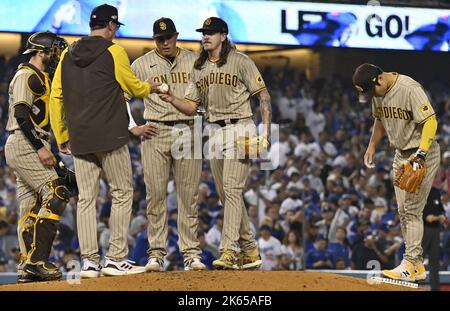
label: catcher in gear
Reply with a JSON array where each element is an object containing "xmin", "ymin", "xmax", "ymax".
[
  {"xmin": 4, "ymin": 31, "xmax": 69, "ymax": 283},
  {"xmin": 353, "ymin": 63, "xmax": 440, "ymax": 282}
]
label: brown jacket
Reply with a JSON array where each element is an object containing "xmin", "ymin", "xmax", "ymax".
[{"xmin": 50, "ymin": 36, "xmax": 150, "ymax": 155}]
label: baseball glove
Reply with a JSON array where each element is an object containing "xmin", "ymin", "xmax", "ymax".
[
  {"xmin": 393, "ymin": 151, "xmax": 427, "ymax": 194},
  {"xmin": 237, "ymin": 136, "xmax": 269, "ymax": 159},
  {"xmin": 54, "ymin": 160, "xmax": 78, "ymax": 197}
]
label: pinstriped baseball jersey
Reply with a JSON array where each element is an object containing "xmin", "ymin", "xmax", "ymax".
[
  {"xmin": 184, "ymin": 50, "xmax": 266, "ymax": 122},
  {"xmin": 131, "ymin": 48, "xmax": 196, "ymax": 121},
  {"xmin": 6, "ymin": 68, "xmax": 51, "ymax": 136},
  {"xmin": 372, "ymin": 73, "xmax": 435, "ymax": 151}
]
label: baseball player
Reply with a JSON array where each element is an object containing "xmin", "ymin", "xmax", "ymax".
[
  {"xmin": 353, "ymin": 63, "xmax": 440, "ymax": 282},
  {"xmin": 160, "ymin": 17, "xmax": 272, "ymax": 270},
  {"xmin": 50, "ymin": 4, "xmax": 162, "ymax": 278},
  {"xmin": 5, "ymin": 31, "xmax": 69, "ymax": 282},
  {"xmin": 129, "ymin": 17, "xmax": 206, "ymax": 271}
]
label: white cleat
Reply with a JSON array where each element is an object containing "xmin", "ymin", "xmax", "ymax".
[
  {"xmin": 101, "ymin": 258, "xmax": 145, "ymax": 276},
  {"xmin": 184, "ymin": 258, "xmax": 207, "ymax": 271},
  {"xmin": 145, "ymin": 257, "xmax": 164, "ymax": 272},
  {"xmin": 80, "ymin": 259, "xmax": 101, "ymax": 279}
]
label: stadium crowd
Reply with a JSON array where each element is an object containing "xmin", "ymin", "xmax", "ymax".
[{"xmin": 0, "ymin": 51, "xmax": 449, "ymax": 273}]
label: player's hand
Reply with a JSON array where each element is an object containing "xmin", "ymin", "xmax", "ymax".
[
  {"xmin": 364, "ymin": 146, "xmax": 376, "ymax": 169},
  {"xmin": 146, "ymin": 76, "xmax": 162, "ymax": 94},
  {"xmin": 159, "ymin": 88, "xmax": 175, "ymax": 103},
  {"xmin": 58, "ymin": 141, "xmax": 71, "ymax": 155},
  {"xmin": 130, "ymin": 124, "xmax": 159, "ymax": 139},
  {"xmin": 38, "ymin": 147, "xmax": 57, "ymax": 167}
]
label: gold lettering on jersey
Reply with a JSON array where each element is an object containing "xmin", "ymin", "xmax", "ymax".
[
  {"xmin": 154, "ymin": 72, "xmax": 191, "ymax": 84},
  {"xmin": 196, "ymin": 73, "xmax": 238, "ymax": 92},
  {"xmin": 377, "ymin": 106, "xmax": 412, "ymax": 120}
]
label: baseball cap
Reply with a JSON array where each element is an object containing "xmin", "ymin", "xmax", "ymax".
[
  {"xmin": 196, "ymin": 17, "xmax": 228, "ymax": 34},
  {"xmin": 89, "ymin": 4, "xmax": 124, "ymax": 28},
  {"xmin": 153, "ymin": 17, "xmax": 178, "ymax": 38},
  {"xmin": 352, "ymin": 63, "xmax": 383, "ymax": 103}
]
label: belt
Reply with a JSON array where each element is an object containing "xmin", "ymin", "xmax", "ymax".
[
  {"xmin": 211, "ymin": 118, "xmax": 240, "ymax": 127},
  {"xmin": 9, "ymin": 130, "xmax": 50, "ymax": 141},
  {"xmin": 148, "ymin": 120, "xmax": 194, "ymax": 126}
]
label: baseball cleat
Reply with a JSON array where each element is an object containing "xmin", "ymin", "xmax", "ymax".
[
  {"xmin": 23, "ymin": 261, "xmax": 62, "ymax": 281},
  {"xmin": 80, "ymin": 259, "xmax": 101, "ymax": 279},
  {"xmin": 145, "ymin": 257, "xmax": 164, "ymax": 272},
  {"xmin": 184, "ymin": 257, "xmax": 207, "ymax": 271},
  {"xmin": 382, "ymin": 259, "xmax": 416, "ymax": 282},
  {"xmin": 213, "ymin": 249, "xmax": 239, "ymax": 270},
  {"xmin": 101, "ymin": 258, "xmax": 146, "ymax": 276},
  {"xmin": 238, "ymin": 250, "xmax": 262, "ymax": 270},
  {"xmin": 414, "ymin": 261, "xmax": 427, "ymax": 282}
]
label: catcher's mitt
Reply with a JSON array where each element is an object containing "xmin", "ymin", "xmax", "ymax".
[
  {"xmin": 237, "ymin": 136, "xmax": 269, "ymax": 159},
  {"xmin": 54, "ymin": 160, "xmax": 78, "ymax": 197},
  {"xmin": 393, "ymin": 151, "xmax": 427, "ymax": 194}
]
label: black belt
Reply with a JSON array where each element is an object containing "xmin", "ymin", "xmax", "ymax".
[
  {"xmin": 149, "ymin": 120, "xmax": 194, "ymax": 126},
  {"xmin": 211, "ymin": 118, "xmax": 240, "ymax": 127},
  {"xmin": 9, "ymin": 130, "xmax": 50, "ymax": 141}
]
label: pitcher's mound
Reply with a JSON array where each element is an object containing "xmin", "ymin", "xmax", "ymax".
[{"xmin": 0, "ymin": 271, "xmax": 415, "ymax": 291}]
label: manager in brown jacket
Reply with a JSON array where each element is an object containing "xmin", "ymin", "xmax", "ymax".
[{"xmin": 50, "ymin": 4, "xmax": 161, "ymax": 278}]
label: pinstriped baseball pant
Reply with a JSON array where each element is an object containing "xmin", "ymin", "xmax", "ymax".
[
  {"xmin": 142, "ymin": 122, "xmax": 202, "ymax": 260},
  {"xmin": 208, "ymin": 118, "xmax": 259, "ymax": 253},
  {"xmin": 73, "ymin": 144, "xmax": 133, "ymax": 263},
  {"xmin": 4, "ymin": 132, "xmax": 58, "ymax": 255},
  {"xmin": 393, "ymin": 141, "xmax": 440, "ymax": 263}
]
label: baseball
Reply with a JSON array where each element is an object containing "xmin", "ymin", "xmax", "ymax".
[{"xmin": 158, "ymin": 83, "xmax": 169, "ymax": 94}]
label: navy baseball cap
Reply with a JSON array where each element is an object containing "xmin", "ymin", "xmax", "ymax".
[
  {"xmin": 196, "ymin": 17, "xmax": 228, "ymax": 34},
  {"xmin": 153, "ymin": 17, "xmax": 178, "ymax": 38},
  {"xmin": 352, "ymin": 63, "xmax": 383, "ymax": 103},
  {"xmin": 90, "ymin": 4, "xmax": 124, "ymax": 28}
]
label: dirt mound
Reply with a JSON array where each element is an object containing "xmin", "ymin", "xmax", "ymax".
[{"xmin": 0, "ymin": 271, "xmax": 415, "ymax": 291}]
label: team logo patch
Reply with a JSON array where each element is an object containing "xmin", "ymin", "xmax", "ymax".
[
  {"xmin": 160, "ymin": 22, "xmax": 167, "ymax": 30},
  {"xmin": 256, "ymin": 75, "xmax": 263, "ymax": 84},
  {"xmin": 205, "ymin": 18, "xmax": 211, "ymax": 26},
  {"xmin": 420, "ymin": 102, "xmax": 431, "ymax": 114}
]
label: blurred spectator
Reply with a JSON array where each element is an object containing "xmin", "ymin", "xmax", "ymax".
[
  {"xmin": 205, "ymin": 214, "xmax": 223, "ymax": 252},
  {"xmin": 305, "ymin": 235, "xmax": 334, "ymax": 269},
  {"xmin": 258, "ymin": 225, "xmax": 282, "ymax": 270},
  {"xmin": 281, "ymin": 230, "xmax": 303, "ymax": 270}
]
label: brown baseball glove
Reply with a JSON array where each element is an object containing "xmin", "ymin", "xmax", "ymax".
[{"xmin": 393, "ymin": 151, "xmax": 427, "ymax": 194}]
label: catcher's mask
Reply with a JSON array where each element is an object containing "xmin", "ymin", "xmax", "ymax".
[
  {"xmin": 23, "ymin": 31, "xmax": 68, "ymax": 75},
  {"xmin": 352, "ymin": 63, "xmax": 383, "ymax": 103}
]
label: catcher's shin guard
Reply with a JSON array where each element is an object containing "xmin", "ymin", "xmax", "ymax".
[
  {"xmin": 18, "ymin": 194, "xmax": 41, "ymax": 260},
  {"xmin": 28, "ymin": 177, "xmax": 69, "ymax": 265}
]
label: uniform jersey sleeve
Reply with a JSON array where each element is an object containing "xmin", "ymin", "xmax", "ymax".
[
  {"xmin": 49, "ymin": 48, "xmax": 70, "ymax": 144},
  {"xmin": 184, "ymin": 70, "xmax": 201, "ymax": 104},
  {"xmin": 124, "ymin": 59, "xmax": 142, "ymax": 101},
  {"xmin": 108, "ymin": 44, "xmax": 150, "ymax": 98},
  {"xmin": 12, "ymin": 73, "xmax": 34, "ymax": 108},
  {"xmin": 372, "ymin": 101, "xmax": 381, "ymax": 119},
  {"xmin": 239, "ymin": 56, "xmax": 266, "ymax": 96},
  {"xmin": 409, "ymin": 85, "xmax": 435, "ymax": 124}
]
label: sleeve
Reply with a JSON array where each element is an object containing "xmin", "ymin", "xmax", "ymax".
[
  {"xmin": 239, "ymin": 56, "xmax": 266, "ymax": 96},
  {"xmin": 124, "ymin": 60, "xmax": 142, "ymax": 102},
  {"xmin": 183, "ymin": 70, "xmax": 201, "ymax": 104},
  {"xmin": 11, "ymin": 73, "xmax": 34, "ymax": 108},
  {"xmin": 372, "ymin": 101, "xmax": 381, "ymax": 119},
  {"xmin": 49, "ymin": 49, "xmax": 70, "ymax": 144},
  {"xmin": 409, "ymin": 85, "xmax": 435, "ymax": 124},
  {"xmin": 108, "ymin": 44, "xmax": 150, "ymax": 98}
]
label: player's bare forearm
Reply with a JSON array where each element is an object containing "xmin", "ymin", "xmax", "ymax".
[
  {"xmin": 160, "ymin": 92, "xmax": 197, "ymax": 116},
  {"xmin": 368, "ymin": 118, "xmax": 385, "ymax": 150},
  {"xmin": 258, "ymin": 89, "xmax": 272, "ymax": 141}
]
